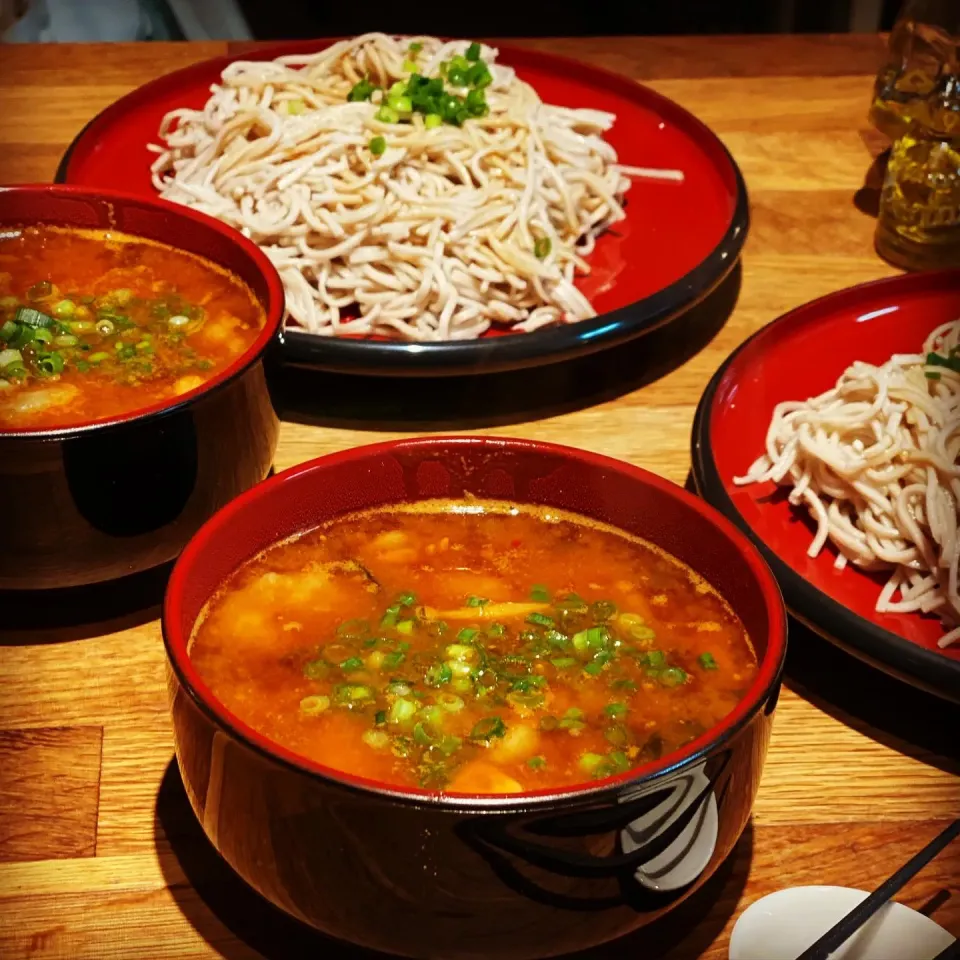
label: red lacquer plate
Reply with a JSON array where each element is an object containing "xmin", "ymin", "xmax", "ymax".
[
  {"xmin": 691, "ymin": 270, "xmax": 960, "ymax": 704},
  {"xmin": 57, "ymin": 40, "xmax": 748, "ymax": 377}
]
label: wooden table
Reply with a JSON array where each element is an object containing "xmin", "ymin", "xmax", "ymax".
[{"xmin": 1, "ymin": 34, "xmax": 958, "ymax": 960}]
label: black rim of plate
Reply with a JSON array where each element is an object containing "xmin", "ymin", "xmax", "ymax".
[
  {"xmin": 54, "ymin": 64, "xmax": 750, "ymax": 378},
  {"xmin": 690, "ymin": 295, "xmax": 960, "ymax": 705}
]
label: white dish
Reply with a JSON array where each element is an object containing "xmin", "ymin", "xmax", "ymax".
[{"xmin": 729, "ymin": 885, "xmax": 955, "ymax": 960}]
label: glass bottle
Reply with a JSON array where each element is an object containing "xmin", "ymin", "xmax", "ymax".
[{"xmin": 869, "ymin": 0, "xmax": 960, "ymax": 271}]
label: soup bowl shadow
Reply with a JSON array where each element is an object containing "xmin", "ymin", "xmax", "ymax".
[
  {"xmin": 154, "ymin": 755, "xmax": 751, "ymax": 960},
  {"xmin": 0, "ymin": 184, "xmax": 285, "ymax": 593},
  {"xmin": 783, "ymin": 617, "xmax": 960, "ymax": 773},
  {"xmin": 0, "ymin": 560, "xmax": 170, "ymax": 645},
  {"xmin": 162, "ymin": 435, "xmax": 786, "ymax": 959},
  {"xmin": 269, "ymin": 264, "xmax": 740, "ymax": 432}
]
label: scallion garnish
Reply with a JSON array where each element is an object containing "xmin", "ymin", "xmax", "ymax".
[
  {"xmin": 469, "ymin": 716, "xmax": 507, "ymax": 742},
  {"xmin": 369, "ymin": 135, "xmax": 387, "ymax": 156}
]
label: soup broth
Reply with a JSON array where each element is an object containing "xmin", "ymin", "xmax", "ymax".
[
  {"xmin": 189, "ymin": 501, "xmax": 758, "ymax": 794},
  {"xmin": 0, "ymin": 225, "xmax": 265, "ymax": 430}
]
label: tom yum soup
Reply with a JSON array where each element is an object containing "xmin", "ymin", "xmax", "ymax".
[
  {"xmin": 0, "ymin": 225, "xmax": 265, "ymax": 430},
  {"xmin": 189, "ymin": 501, "xmax": 758, "ymax": 795}
]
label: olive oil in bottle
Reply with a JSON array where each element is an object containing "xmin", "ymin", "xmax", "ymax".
[{"xmin": 870, "ymin": 0, "xmax": 960, "ymax": 271}]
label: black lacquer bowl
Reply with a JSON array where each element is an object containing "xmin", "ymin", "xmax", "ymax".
[
  {"xmin": 162, "ymin": 436, "xmax": 787, "ymax": 959},
  {"xmin": 0, "ymin": 185, "xmax": 284, "ymax": 591}
]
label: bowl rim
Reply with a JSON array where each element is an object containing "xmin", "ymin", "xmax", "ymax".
[
  {"xmin": 162, "ymin": 435, "xmax": 788, "ymax": 810},
  {"xmin": 0, "ymin": 183, "xmax": 285, "ymax": 440}
]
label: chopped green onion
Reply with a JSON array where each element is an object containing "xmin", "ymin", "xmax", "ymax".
[
  {"xmin": 607, "ymin": 750, "xmax": 630, "ymax": 773},
  {"xmin": 0, "ymin": 320, "xmax": 17, "ymax": 341},
  {"xmin": 659, "ymin": 667, "xmax": 688, "ymax": 687},
  {"xmin": 396, "ymin": 620, "xmax": 414, "ymax": 636},
  {"xmin": 348, "ymin": 76, "xmax": 378, "ymax": 101},
  {"xmin": 573, "ymin": 626, "xmax": 611, "ymax": 654},
  {"xmin": 550, "ymin": 657, "xmax": 577, "ymax": 669},
  {"xmin": 642, "ymin": 650, "xmax": 666, "ymax": 669},
  {"xmin": 374, "ymin": 709, "xmax": 387, "ymax": 725},
  {"xmin": 402, "ymin": 59, "xmax": 417, "ymax": 73},
  {"xmin": 397, "ymin": 591, "xmax": 417, "ymax": 607},
  {"xmin": 465, "ymin": 42, "xmax": 481, "ymax": 61},
  {"xmin": 438, "ymin": 734, "xmax": 462, "ymax": 755},
  {"xmin": 604, "ymin": 702, "xmax": 628, "ymax": 718},
  {"xmin": 469, "ymin": 715, "xmax": 507, "ymax": 742},
  {"xmin": 579, "ymin": 752, "xmax": 604, "ymax": 774},
  {"xmin": 383, "ymin": 650, "xmax": 407, "ymax": 669},
  {"xmin": 334, "ymin": 684, "xmax": 374, "ymax": 704},
  {"xmin": 53, "ymin": 299, "xmax": 76, "ymax": 320},
  {"xmin": 424, "ymin": 113, "xmax": 442, "ymax": 129},
  {"xmin": 362, "ymin": 729, "xmax": 390, "ymax": 749},
  {"xmin": 87, "ymin": 351, "xmax": 109, "ymax": 363},
  {"xmin": 286, "ymin": 98, "xmax": 305, "ymax": 115},
  {"xmin": 299, "ymin": 695, "xmax": 330, "ymax": 715},
  {"xmin": 339, "ymin": 656, "xmax": 364, "ymax": 672},
  {"xmin": 698, "ymin": 652, "xmax": 718, "ymax": 670},
  {"xmin": 369, "ymin": 135, "xmax": 387, "ymax": 156},
  {"xmin": 388, "ymin": 697, "xmax": 418, "ymax": 725},
  {"xmin": 392, "ymin": 94, "xmax": 413, "ymax": 113},
  {"xmin": 15, "ymin": 306, "xmax": 53, "ymax": 328},
  {"xmin": 469, "ymin": 63, "xmax": 493, "ymax": 88},
  {"xmin": 527, "ymin": 755, "xmax": 546, "ymax": 770},
  {"xmin": 35, "ymin": 351, "xmax": 65, "ymax": 376},
  {"xmin": 466, "ymin": 596, "xmax": 488, "ymax": 607},
  {"xmin": 526, "ymin": 612, "xmax": 554, "ymax": 628},
  {"xmin": 444, "ymin": 643, "xmax": 474, "ymax": 661},
  {"xmin": 96, "ymin": 318, "xmax": 116, "ymax": 335},
  {"xmin": 408, "ymin": 41, "xmax": 423, "ymax": 54},
  {"xmin": 530, "ymin": 584, "xmax": 550, "ymax": 602},
  {"xmin": 376, "ymin": 105, "xmax": 400, "ymax": 124},
  {"xmin": 54, "ymin": 334, "xmax": 78, "ymax": 347},
  {"xmin": 413, "ymin": 722, "xmax": 434, "ymax": 745},
  {"xmin": 33, "ymin": 327, "xmax": 53, "ymax": 344},
  {"xmin": 304, "ymin": 658, "xmax": 330, "ymax": 679},
  {"xmin": 534, "ymin": 237, "xmax": 552, "ymax": 259},
  {"xmin": 0, "ymin": 348, "xmax": 23, "ymax": 370},
  {"xmin": 457, "ymin": 627, "xmax": 478, "ymax": 642},
  {"xmin": 927, "ymin": 350, "xmax": 960, "ymax": 375},
  {"xmin": 426, "ymin": 662, "xmax": 453, "ymax": 686},
  {"xmin": 435, "ymin": 693, "xmax": 464, "ymax": 713}
]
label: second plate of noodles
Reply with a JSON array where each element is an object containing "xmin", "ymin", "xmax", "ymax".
[{"xmin": 58, "ymin": 35, "xmax": 748, "ymax": 374}]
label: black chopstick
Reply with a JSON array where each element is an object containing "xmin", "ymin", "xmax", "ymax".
[{"xmin": 795, "ymin": 817, "xmax": 960, "ymax": 960}]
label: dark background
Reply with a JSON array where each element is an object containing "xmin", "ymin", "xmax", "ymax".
[{"xmin": 234, "ymin": 0, "xmax": 905, "ymax": 40}]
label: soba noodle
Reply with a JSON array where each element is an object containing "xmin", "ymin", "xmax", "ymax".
[
  {"xmin": 149, "ymin": 34, "xmax": 672, "ymax": 341},
  {"xmin": 733, "ymin": 320, "xmax": 960, "ymax": 648}
]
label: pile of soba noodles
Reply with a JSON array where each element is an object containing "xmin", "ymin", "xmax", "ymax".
[
  {"xmin": 150, "ymin": 34, "xmax": 670, "ymax": 341},
  {"xmin": 734, "ymin": 320, "xmax": 960, "ymax": 648}
]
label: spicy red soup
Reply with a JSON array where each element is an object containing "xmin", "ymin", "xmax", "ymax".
[
  {"xmin": 0, "ymin": 225, "xmax": 265, "ymax": 430},
  {"xmin": 189, "ymin": 501, "xmax": 758, "ymax": 794}
]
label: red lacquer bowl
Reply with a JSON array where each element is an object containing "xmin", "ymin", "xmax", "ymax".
[
  {"xmin": 0, "ymin": 184, "xmax": 284, "ymax": 590},
  {"xmin": 162, "ymin": 436, "xmax": 786, "ymax": 959},
  {"xmin": 692, "ymin": 270, "xmax": 960, "ymax": 704},
  {"xmin": 58, "ymin": 41, "xmax": 748, "ymax": 376}
]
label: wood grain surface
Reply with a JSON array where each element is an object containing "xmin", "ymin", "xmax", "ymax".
[{"xmin": 0, "ymin": 34, "xmax": 958, "ymax": 960}]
